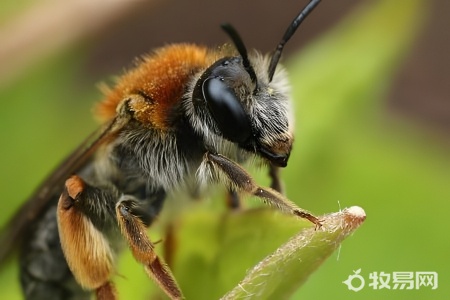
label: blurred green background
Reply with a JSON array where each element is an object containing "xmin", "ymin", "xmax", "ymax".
[{"xmin": 0, "ymin": 0, "xmax": 449, "ymax": 299}]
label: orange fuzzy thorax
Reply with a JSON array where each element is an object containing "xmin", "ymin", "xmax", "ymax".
[{"xmin": 96, "ymin": 44, "xmax": 216, "ymax": 129}]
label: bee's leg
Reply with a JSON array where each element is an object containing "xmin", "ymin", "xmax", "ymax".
[
  {"xmin": 205, "ymin": 153, "xmax": 321, "ymax": 227},
  {"xmin": 57, "ymin": 175, "xmax": 118, "ymax": 300},
  {"xmin": 226, "ymin": 189, "xmax": 241, "ymax": 209},
  {"xmin": 116, "ymin": 197, "xmax": 183, "ymax": 300},
  {"xmin": 268, "ymin": 165, "xmax": 284, "ymax": 194}
]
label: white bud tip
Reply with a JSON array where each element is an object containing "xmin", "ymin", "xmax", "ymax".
[{"xmin": 345, "ymin": 206, "xmax": 366, "ymax": 219}]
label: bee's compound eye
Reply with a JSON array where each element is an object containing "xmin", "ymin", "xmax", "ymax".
[{"xmin": 202, "ymin": 77, "xmax": 252, "ymax": 144}]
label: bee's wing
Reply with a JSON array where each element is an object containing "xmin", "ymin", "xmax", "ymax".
[{"xmin": 0, "ymin": 116, "xmax": 126, "ymax": 264}]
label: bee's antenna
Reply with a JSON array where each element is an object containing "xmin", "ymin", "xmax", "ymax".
[
  {"xmin": 221, "ymin": 23, "xmax": 257, "ymax": 84},
  {"xmin": 268, "ymin": 0, "xmax": 321, "ymax": 82}
]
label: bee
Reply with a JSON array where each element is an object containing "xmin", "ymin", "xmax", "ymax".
[{"xmin": 0, "ymin": 0, "xmax": 322, "ymax": 299}]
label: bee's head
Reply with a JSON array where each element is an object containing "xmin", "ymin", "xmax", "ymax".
[
  {"xmin": 189, "ymin": 0, "xmax": 320, "ymax": 167},
  {"xmin": 192, "ymin": 52, "xmax": 292, "ymax": 167}
]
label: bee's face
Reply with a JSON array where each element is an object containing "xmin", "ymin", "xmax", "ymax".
[{"xmin": 189, "ymin": 53, "xmax": 293, "ymax": 167}]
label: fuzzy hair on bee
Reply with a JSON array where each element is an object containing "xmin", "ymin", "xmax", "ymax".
[{"xmin": 0, "ymin": 1, "xmax": 322, "ymax": 299}]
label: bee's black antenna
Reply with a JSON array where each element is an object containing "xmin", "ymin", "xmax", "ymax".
[
  {"xmin": 221, "ymin": 23, "xmax": 258, "ymax": 83},
  {"xmin": 268, "ymin": 0, "xmax": 321, "ymax": 82}
]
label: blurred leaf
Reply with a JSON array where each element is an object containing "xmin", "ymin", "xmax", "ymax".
[
  {"xmin": 172, "ymin": 208, "xmax": 306, "ymax": 299},
  {"xmin": 284, "ymin": 0, "xmax": 434, "ymax": 212},
  {"xmin": 292, "ymin": 0, "xmax": 427, "ymax": 124}
]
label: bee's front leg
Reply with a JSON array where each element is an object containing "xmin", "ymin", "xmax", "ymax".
[
  {"xmin": 205, "ymin": 152, "xmax": 321, "ymax": 227},
  {"xmin": 226, "ymin": 165, "xmax": 282, "ymax": 210}
]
